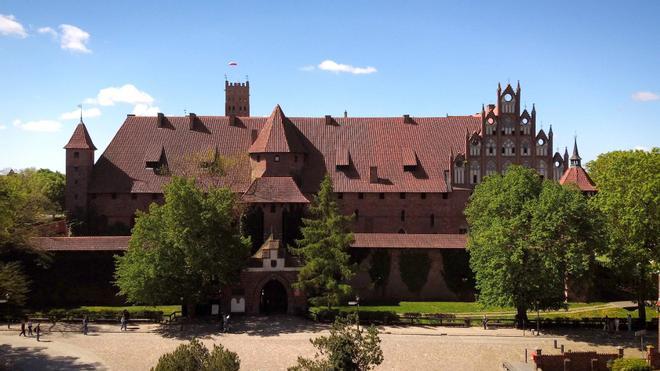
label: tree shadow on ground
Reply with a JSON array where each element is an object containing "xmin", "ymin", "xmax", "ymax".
[
  {"xmin": 0, "ymin": 344, "xmax": 106, "ymax": 371},
  {"xmin": 154, "ymin": 315, "xmax": 327, "ymax": 339},
  {"xmin": 542, "ymin": 328, "xmax": 658, "ymax": 350}
]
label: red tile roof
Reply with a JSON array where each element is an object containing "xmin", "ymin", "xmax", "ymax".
[
  {"xmin": 32, "ymin": 236, "xmax": 129, "ymax": 251},
  {"xmin": 351, "ymin": 233, "xmax": 467, "ymax": 249},
  {"xmin": 248, "ymin": 105, "xmax": 307, "ymax": 154},
  {"xmin": 64, "ymin": 123, "xmax": 97, "ymax": 150},
  {"xmin": 559, "ymin": 167, "xmax": 597, "ymax": 192},
  {"xmin": 88, "ymin": 107, "xmax": 481, "ymax": 194},
  {"xmin": 402, "ymin": 148, "xmax": 418, "ymax": 167},
  {"xmin": 241, "ymin": 176, "xmax": 309, "ymax": 203}
]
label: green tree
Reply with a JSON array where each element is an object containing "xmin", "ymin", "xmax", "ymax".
[
  {"xmin": 588, "ymin": 148, "xmax": 660, "ymax": 324},
  {"xmin": 152, "ymin": 339, "xmax": 240, "ymax": 371},
  {"xmin": 290, "ymin": 175, "xmax": 355, "ymax": 308},
  {"xmin": 289, "ymin": 313, "xmax": 383, "ymax": 371},
  {"xmin": 465, "ymin": 166, "xmax": 598, "ymax": 327},
  {"xmin": 114, "ymin": 177, "xmax": 251, "ymax": 309}
]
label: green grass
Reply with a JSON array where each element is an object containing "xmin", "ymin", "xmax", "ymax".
[{"xmin": 76, "ymin": 305, "xmax": 181, "ymax": 316}]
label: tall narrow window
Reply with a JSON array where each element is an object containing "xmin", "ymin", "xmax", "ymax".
[
  {"xmin": 430, "ymin": 214, "xmax": 435, "ymax": 227},
  {"xmin": 354, "ymin": 209, "xmax": 359, "ymax": 221},
  {"xmin": 400, "ymin": 210, "xmax": 405, "ymax": 221}
]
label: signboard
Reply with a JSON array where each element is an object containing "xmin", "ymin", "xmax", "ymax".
[{"xmin": 348, "ymin": 301, "xmax": 358, "ymax": 306}]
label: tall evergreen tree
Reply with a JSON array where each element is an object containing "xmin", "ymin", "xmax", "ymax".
[
  {"xmin": 291, "ymin": 175, "xmax": 355, "ymax": 308},
  {"xmin": 465, "ymin": 166, "xmax": 598, "ymax": 327}
]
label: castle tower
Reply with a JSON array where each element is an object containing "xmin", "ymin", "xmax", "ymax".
[
  {"xmin": 64, "ymin": 119, "xmax": 96, "ymax": 222},
  {"xmin": 225, "ymin": 80, "xmax": 250, "ymax": 116}
]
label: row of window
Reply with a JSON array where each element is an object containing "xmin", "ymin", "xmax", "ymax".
[
  {"xmin": 454, "ymin": 160, "xmax": 552, "ymax": 184},
  {"xmin": 89, "ymin": 193, "xmax": 160, "ymax": 201},
  {"xmin": 337, "ymin": 192, "xmax": 448, "ymax": 200},
  {"xmin": 354, "ymin": 209, "xmax": 435, "ymax": 226}
]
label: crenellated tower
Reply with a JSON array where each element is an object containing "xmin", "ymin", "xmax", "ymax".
[{"xmin": 225, "ymin": 80, "xmax": 250, "ymax": 116}]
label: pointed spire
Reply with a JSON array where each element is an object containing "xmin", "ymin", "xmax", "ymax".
[
  {"xmin": 248, "ymin": 104, "xmax": 306, "ymax": 154},
  {"xmin": 79, "ymin": 104, "xmax": 83, "ymax": 123},
  {"xmin": 64, "ymin": 122, "xmax": 96, "ymax": 150},
  {"xmin": 516, "ymin": 80, "xmax": 521, "ymax": 92},
  {"xmin": 570, "ymin": 137, "xmax": 582, "ymax": 167}
]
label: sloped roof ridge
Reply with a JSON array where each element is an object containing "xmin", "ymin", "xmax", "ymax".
[{"xmin": 64, "ymin": 122, "xmax": 97, "ymax": 150}]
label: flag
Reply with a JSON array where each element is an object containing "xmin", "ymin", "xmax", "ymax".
[{"xmin": 228, "ymin": 61, "xmax": 238, "ymax": 67}]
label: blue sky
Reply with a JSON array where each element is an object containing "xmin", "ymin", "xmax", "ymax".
[{"xmin": 1, "ymin": 0, "xmax": 658, "ymax": 172}]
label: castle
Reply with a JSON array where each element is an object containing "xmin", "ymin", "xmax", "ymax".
[{"xmin": 34, "ymin": 81, "xmax": 596, "ymax": 314}]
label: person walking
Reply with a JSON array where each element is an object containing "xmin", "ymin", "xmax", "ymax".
[
  {"xmin": 27, "ymin": 320, "xmax": 33, "ymax": 336},
  {"xmin": 120, "ymin": 313, "xmax": 127, "ymax": 331},
  {"xmin": 603, "ymin": 315, "xmax": 609, "ymax": 331},
  {"xmin": 627, "ymin": 314, "xmax": 633, "ymax": 332},
  {"xmin": 82, "ymin": 315, "xmax": 89, "ymax": 335},
  {"xmin": 614, "ymin": 318, "xmax": 620, "ymax": 332},
  {"xmin": 19, "ymin": 320, "xmax": 26, "ymax": 336},
  {"xmin": 35, "ymin": 322, "xmax": 41, "ymax": 342},
  {"xmin": 482, "ymin": 315, "xmax": 488, "ymax": 330}
]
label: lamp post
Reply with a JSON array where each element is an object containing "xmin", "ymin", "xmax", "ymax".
[{"xmin": 348, "ymin": 295, "xmax": 360, "ymax": 332}]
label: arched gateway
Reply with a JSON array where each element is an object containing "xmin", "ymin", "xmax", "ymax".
[{"xmin": 260, "ymin": 279, "xmax": 288, "ymax": 314}]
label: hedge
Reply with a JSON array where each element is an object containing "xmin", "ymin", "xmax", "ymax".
[{"xmin": 28, "ymin": 308, "xmax": 164, "ymax": 322}]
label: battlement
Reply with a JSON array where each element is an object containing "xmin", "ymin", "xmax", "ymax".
[{"xmin": 225, "ymin": 81, "xmax": 249, "ymax": 88}]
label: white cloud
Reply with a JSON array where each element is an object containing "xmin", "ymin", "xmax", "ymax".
[
  {"xmin": 632, "ymin": 91, "xmax": 659, "ymax": 102},
  {"xmin": 59, "ymin": 107, "xmax": 102, "ymax": 120},
  {"xmin": 37, "ymin": 26, "xmax": 58, "ymax": 39},
  {"xmin": 87, "ymin": 84, "xmax": 155, "ymax": 106},
  {"xmin": 59, "ymin": 24, "xmax": 91, "ymax": 53},
  {"xmin": 132, "ymin": 104, "xmax": 161, "ymax": 116},
  {"xmin": 317, "ymin": 59, "xmax": 377, "ymax": 75},
  {"xmin": 0, "ymin": 14, "xmax": 27, "ymax": 38},
  {"xmin": 13, "ymin": 119, "xmax": 62, "ymax": 132}
]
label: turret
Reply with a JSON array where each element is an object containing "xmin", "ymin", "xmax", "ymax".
[
  {"xmin": 64, "ymin": 120, "xmax": 96, "ymax": 223},
  {"xmin": 225, "ymin": 80, "xmax": 250, "ymax": 116},
  {"xmin": 570, "ymin": 137, "xmax": 582, "ymax": 167}
]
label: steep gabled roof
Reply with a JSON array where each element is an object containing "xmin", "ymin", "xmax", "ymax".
[
  {"xmin": 559, "ymin": 167, "xmax": 597, "ymax": 192},
  {"xmin": 241, "ymin": 176, "xmax": 309, "ymax": 203},
  {"xmin": 248, "ymin": 105, "xmax": 306, "ymax": 154},
  {"xmin": 64, "ymin": 122, "xmax": 96, "ymax": 150}
]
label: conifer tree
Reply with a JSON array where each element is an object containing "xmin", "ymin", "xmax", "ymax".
[{"xmin": 291, "ymin": 175, "xmax": 355, "ymax": 308}]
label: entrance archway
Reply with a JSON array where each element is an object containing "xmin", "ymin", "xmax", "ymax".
[{"xmin": 260, "ymin": 279, "xmax": 288, "ymax": 314}]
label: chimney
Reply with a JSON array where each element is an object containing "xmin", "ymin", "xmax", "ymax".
[
  {"xmin": 157, "ymin": 112, "xmax": 164, "ymax": 128},
  {"xmin": 251, "ymin": 129, "xmax": 258, "ymax": 143},
  {"xmin": 325, "ymin": 115, "xmax": 333, "ymax": 125},
  {"xmin": 369, "ymin": 166, "xmax": 378, "ymax": 184},
  {"xmin": 188, "ymin": 113, "xmax": 196, "ymax": 130},
  {"xmin": 344, "ymin": 110, "xmax": 348, "ymax": 118},
  {"xmin": 403, "ymin": 114, "xmax": 411, "ymax": 124}
]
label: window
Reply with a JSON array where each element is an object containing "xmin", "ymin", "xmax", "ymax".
[
  {"xmin": 274, "ymin": 155, "xmax": 280, "ymax": 162},
  {"xmin": 131, "ymin": 193, "xmax": 137, "ymax": 200},
  {"xmin": 503, "ymin": 140, "xmax": 515, "ymax": 156},
  {"xmin": 270, "ymin": 204, "xmax": 276, "ymax": 213},
  {"xmin": 337, "ymin": 193, "xmax": 343, "ymax": 199},
  {"xmin": 358, "ymin": 193, "xmax": 364, "ymax": 199},
  {"xmin": 256, "ymin": 155, "xmax": 261, "ymax": 162},
  {"xmin": 486, "ymin": 161, "xmax": 497, "ymax": 176},
  {"xmin": 400, "ymin": 193, "xmax": 406, "ymax": 199},
  {"xmin": 400, "ymin": 210, "xmax": 406, "ymax": 221},
  {"xmin": 442, "ymin": 193, "xmax": 448, "ymax": 199},
  {"xmin": 538, "ymin": 160, "xmax": 547, "ymax": 178},
  {"xmin": 453, "ymin": 160, "xmax": 464, "ymax": 184},
  {"xmin": 354, "ymin": 209, "xmax": 359, "ymax": 221},
  {"xmin": 379, "ymin": 193, "xmax": 385, "ymax": 199},
  {"xmin": 430, "ymin": 214, "xmax": 435, "ymax": 227},
  {"xmin": 469, "ymin": 163, "xmax": 481, "ymax": 184},
  {"xmin": 486, "ymin": 117, "xmax": 496, "ymax": 135},
  {"xmin": 486, "ymin": 139, "xmax": 496, "ymax": 156},
  {"xmin": 421, "ymin": 193, "xmax": 426, "ymax": 199},
  {"xmin": 521, "ymin": 140, "xmax": 530, "ymax": 156},
  {"xmin": 470, "ymin": 140, "xmax": 481, "ymax": 156},
  {"xmin": 111, "ymin": 193, "xmax": 117, "ymax": 199},
  {"xmin": 74, "ymin": 151, "xmax": 79, "ymax": 158},
  {"xmin": 536, "ymin": 141, "xmax": 547, "ymax": 156}
]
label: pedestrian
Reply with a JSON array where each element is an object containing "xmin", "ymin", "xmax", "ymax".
[
  {"xmin": 122, "ymin": 310, "xmax": 129, "ymax": 330},
  {"xmin": 603, "ymin": 315, "xmax": 608, "ymax": 331},
  {"xmin": 19, "ymin": 320, "xmax": 26, "ymax": 336},
  {"xmin": 27, "ymin": 319, "xmax": 33, "ymax": 336},
  {"xmin": 120, "ymin": 313, "xmax": 127, "ymax": 331},
  {"xmin": 627, "ymin": 314, "xmax": 632, "ymax": 332},
  {"xmin": 82, "ymin": 315, "xmax": 89, "ymax": 335},
  {"xmin": 614, "ymin": 318, "xmax": 620, "ymax": 332},
  {"xmin": 482, "ymin": 315, "xmax": 488, "ymax": 330},
  {"xmin": 35, "ymin": 322, "xmax": 41, "ymax": 342}
]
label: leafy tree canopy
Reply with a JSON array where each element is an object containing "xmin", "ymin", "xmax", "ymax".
[
  {"xmin": 588, "ymin": 148, "xmax": 660, "ymax": 322},
  {"xmin": 466, "ymin": 165, "xmax": 599, "ymax": 326},
  {"xmin": 291, "ymin": 175, "xmax": 355, "ymax": 308},
  {"xmin": 152, "ymin": 339, "xmax": 240, "ymax": 371},
  {"xmin": 114, "ymin": 177, "xmax": 251, "ymax": 305}
]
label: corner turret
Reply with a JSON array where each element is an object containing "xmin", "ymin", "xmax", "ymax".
[{"xmin": 64, "ymin": 120, "xmax": 96, "ymax": 224}]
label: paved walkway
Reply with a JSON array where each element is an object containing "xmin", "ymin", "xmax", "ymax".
[{"xmin": 0, "ymin": 316, "xmax": 653, "ymax": 370}]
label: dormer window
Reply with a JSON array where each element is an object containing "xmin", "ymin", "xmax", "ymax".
[{"xmin": 146, "ymin": 161, "xmax": 159, "ymax": 169}]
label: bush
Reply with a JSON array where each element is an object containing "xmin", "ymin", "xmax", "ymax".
[
  {"xmin": 610, "ymin": 358, "xmax": 651, "ymax": 371},
  {"xmin": 152, "ymin": 339, "xmax": 240, "ymax": 371},
  {"xmin": 399, "ymin": 251, "xmax": 430, "ymax": 293}
]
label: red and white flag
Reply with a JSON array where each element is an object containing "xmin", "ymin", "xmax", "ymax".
[{"xmin": 228, "ymin": 61, "xmax": 238, "ymax": 67}]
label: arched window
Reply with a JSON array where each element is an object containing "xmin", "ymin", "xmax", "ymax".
[
  {"xmin": 486, "ymin": 139, "xmax": 496, "ymax": 156},
  {"xmin": 553, "ymin": 159, "xmax": 564, "ymax": 180},
  {"xmin": 520, "ymin": 117, "xmax": 531, "ymax": 135},
  {"xmin": 469, "ymin": 162, "xmax": 481, "ymax": 184},
  {"xmin": 470, "ymin": 139, "xmax": 481, "ymax": 156},
  {"xmin": 521, "ymin": 139, "xmax": 530, "ymax": 156},
  {"xmin": 400, "ymin": 210, "xmax": 405, "ymax": 221},
  {"xmin": 453, "ymin": 159, "xmax": 465, "ymax": 184},
  {"xmin": 486, "ymin": 161, "xmax": 497, "ymax": 176},
  {"xmin": 538, "ymin": 161, "xmax": 547, "ymax": 179},
  {"xmin": 430, "ymin": 214, "xmax": 435, "ymax": 227},
  {"xmin": 536, "ymin": 138, "xmax": 547, "ymax": 156},
  {"xmin": 503, "ymin": 119, "xmax": 515, "ymax": 135},
  {"xmin": 503, "ymin": 139, "xmax": 515, "ymax": 156}
]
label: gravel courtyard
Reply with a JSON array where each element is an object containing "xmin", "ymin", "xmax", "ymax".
[{"xmin": 0, "ymin": 316, "xmax": 651, "ymax": 370}]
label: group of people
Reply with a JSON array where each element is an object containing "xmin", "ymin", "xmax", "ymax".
[
  {"xmin": 603, "ymin": 314, "xmax": 633, "ymax": 332},
  {"xmin": 18, "ymin": 319, "xmax": 42, "ymax": 341}
]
